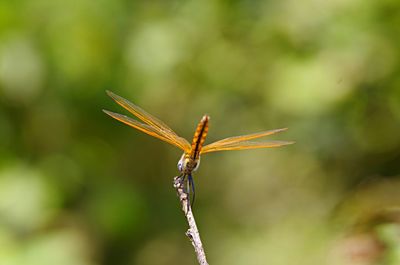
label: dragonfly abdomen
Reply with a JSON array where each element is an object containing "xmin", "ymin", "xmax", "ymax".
[{"xmin": 190, "ymin": 115, "xmax": 209, "ymax": 160}]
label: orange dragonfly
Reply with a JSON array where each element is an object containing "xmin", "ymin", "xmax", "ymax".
[{"xmin": 104, "ymin": 91, "xmax": 293, "ymax": 204}]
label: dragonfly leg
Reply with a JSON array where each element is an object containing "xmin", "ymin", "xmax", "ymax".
[
  {"xmin": 188, "ymin": 174, "xmax": 195, "ymax": 208},
  {"xmin": 178, "ymin": 173, "xmax": 187, "ymax": 188},
  {"xmin": 178, "ymin": 174, "xmax": 190, "ymax": 201},
  {"xmin": 177, "ymin": 174, "xmax": 195, "ymax": 210}
]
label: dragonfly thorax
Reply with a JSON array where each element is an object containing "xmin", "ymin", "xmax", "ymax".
[{"xmin": 177, "ymin": 153, "xmax": 200, "ymax": 174}]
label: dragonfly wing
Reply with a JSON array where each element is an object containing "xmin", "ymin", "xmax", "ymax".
[
  {"xmin": 201, "ymin": 140, "xmax": 294, "ymax": 154},
  {"xmin": 201, "ymin": 128, "xmax": 288, "ymax": 152},
  {"xmin": 106, "ymin": 91, "xmax": 191, "ymax": 152},
  {"xmin": 106, "ymin": 91, "xmax": 176, "ymax": 134},
  {"xmin": 104, "ymin": 110, "xmax": 190, "ymax": 151}
]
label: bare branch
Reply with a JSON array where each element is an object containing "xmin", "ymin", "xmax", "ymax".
[{"xmin": 173, "ymin": 176, "xmax": 209, "ymax": 265}]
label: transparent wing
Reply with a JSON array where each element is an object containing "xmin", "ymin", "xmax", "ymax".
[
  {"xmin": 201, "ymin": 140, "xmax": 294, "ymax": 154},
  {"xmin": 106, "ymin": 91, "xmax": 177, "ymax": 134},
  {"xmin": 201, "ymin": 128, "xmax": 289, "ymax": 154},
  {"xmin": 106, "ymin": 91, "xmax": 190, "ymax": 152},
  {"xmin": 103, "ymin": 110, "xmax": 190, "ymax": 151}
]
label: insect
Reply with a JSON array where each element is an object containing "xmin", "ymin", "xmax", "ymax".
[{"xmin": 103, "ymin": 91, "xmax": 293, "ymax": 205}]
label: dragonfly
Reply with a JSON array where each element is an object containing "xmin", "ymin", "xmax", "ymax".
[{"xmin": 103, "ymin": 90, "xmax": 293, "ymax": 205}]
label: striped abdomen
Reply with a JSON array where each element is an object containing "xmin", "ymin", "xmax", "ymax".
[{"xmin": 190, "ymin": 115, "xmax": 209, "ymax": 160}]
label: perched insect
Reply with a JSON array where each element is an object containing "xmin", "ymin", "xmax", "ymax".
[{"xmin": 103, "ymin": 91, "xmax": 293, "ymax": 205}]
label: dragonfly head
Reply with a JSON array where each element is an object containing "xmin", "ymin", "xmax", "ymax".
[{"xmin": 177, "ymin": 153, "xmax": 200, "ymax": 173}]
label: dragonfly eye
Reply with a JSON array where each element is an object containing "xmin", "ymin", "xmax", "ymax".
[
  {"xmin": 177, "ymin": 154, "xmax": 185, "ymax": 172},
  {"xmin": 177, "ymin": 161, "xmax": 183, "ymax": 172}
]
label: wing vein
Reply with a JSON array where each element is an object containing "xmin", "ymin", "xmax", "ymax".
[
  {"xmin": 201, "ymin": 140, "xmax": 294, "ymax": 154},
  {"xmin": 105, "ymin": 91, "xmax": 190, "ymax": 152},
  {"xmin": 202, "ymin": 128, "xmax": 291, "ymax": 153}
]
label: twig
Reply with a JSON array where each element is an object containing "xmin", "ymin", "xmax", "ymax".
[{"xmin": 173, "ymin": 176, "xmax": 209, "ymax": 265}]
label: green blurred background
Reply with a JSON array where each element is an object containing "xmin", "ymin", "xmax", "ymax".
[{"xmin": 1, "ymin": 1, "xmax": 400, "ymax": 264}]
